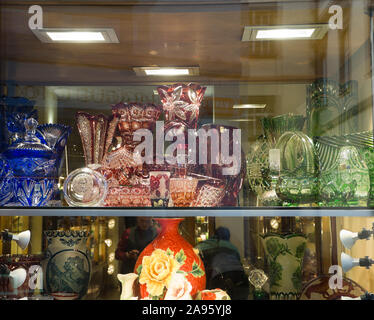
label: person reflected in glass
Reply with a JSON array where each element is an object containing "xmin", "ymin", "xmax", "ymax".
[
  {"xmin": 195, "ymin": 226, "xmax": 249, "ymax": 300},
  {"xmin": 0, "ymin": 264, "xmax": 11, "ymax": 299},
  {"xmin": 115, "ymin": 217, "xmax": 159, "ymax": 274}
]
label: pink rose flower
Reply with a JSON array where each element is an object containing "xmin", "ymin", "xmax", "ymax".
[{"xmin": 164, "ymin": 273, "xmax": 192, "ymax": 300}]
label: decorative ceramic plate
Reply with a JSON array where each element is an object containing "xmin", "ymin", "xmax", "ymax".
[{"xmin": 299, "ymin": 275, "xmax": 366, "ymax": 300}]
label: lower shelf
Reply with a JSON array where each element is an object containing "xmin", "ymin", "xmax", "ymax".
[{"xmin": 0, "ymin": 207, "xmax": 373, "ymax": 216}]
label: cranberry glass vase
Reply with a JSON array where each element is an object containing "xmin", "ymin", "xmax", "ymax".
[
  {"xmin": 134, "ymin": 218, "xmax": 206, "ymax": 300},
  {"xmin": 195, "ymin": 124, "xmax": 246, "ymax": 206},
  {"xmin": 111, "ymin": 102, "xmax": 161, "ymax": 151},
  {"xmin": 157, "ymin": 83, "xmax": 206, "ymax": 134},
  {"xmin": 76, "ymin": 112, "xmax": 112, "ymax": 166}
]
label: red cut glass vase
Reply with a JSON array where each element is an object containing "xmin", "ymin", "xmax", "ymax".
[
  {"xmin": 134, "ymin": 218, "xmax": 206, "ymax": 300},
  {"xmin": 157, "ymin": 83, "xmax": 206, "ymax": 135},
  {"xmin": 111, "ymin": 102, "xmax": 161, "ymax": 151}
]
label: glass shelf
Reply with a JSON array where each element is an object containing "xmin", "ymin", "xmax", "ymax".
[{"xmin": 0, "ymin": 207, "xmax": 373, "ymax": 217}]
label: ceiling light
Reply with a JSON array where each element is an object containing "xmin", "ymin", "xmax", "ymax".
[
  {"xmin": 233, "ymin": 104, "xmax": 266, "ymax": 109},
  {"xmin": 228, "ymin": 119, "xmax": 256, "ymax": 122},
  {"xmin": 47, "ymin": 31, "xmax": 105, "ymax": 42},
  {"xmin": 257, "ymin": 28, "xmax": 315, "ymax": 39},
  {"xmin": 31, "ymin": 28, "xmax": 119, "ymax": 43},
  {"xmin": 242, "ymin": 24, "xmax": 329, "ymax": 41},
  {"xmin": 133, "ymin": 67, "xmax": 199, "ymax": 76},
  {"xmin": 146, "ymin": 69, "xmax": 189, "ymax": 76}
]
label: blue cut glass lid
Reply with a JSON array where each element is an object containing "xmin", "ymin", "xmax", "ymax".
[{"xmin": 4, "ymin": 118, "xmax": 54, "ymax": 159}]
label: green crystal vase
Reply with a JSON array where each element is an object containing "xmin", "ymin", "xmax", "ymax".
[
  {"xmin": 275, "ymin": 130, "xmax": 319, "ymax": 205},
  {"xmin": 315, "ymin": 131, "xmax": 374, "ymax": 207},
  {"xmin": 246, "ymin": 114, "xmax": 306, "ymax": 206},
  {"xmin": 319, "ymin": 146, "xmax": 370, "ymax": 206}
]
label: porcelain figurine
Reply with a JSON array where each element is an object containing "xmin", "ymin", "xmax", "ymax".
[{"xmin": 117, "ymin": 273, "xmax": 139, "ymax": 300}]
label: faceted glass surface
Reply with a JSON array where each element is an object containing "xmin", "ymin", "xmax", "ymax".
[
  {"xmin": 248, "ymin": 269, "xmax": 268, "ymax": 290},
  {"xmin": 64, "ymin": 167, "xmax": 108, "ymax": 207}
]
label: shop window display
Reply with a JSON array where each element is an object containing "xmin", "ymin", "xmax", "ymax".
[{"xmin": 0, "ymin": 0, "xmax": 374, "ymax": 302}]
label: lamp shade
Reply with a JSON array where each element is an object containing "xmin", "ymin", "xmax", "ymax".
[
  {"xmin": 341, "ymin": 252, "xmax": 360, "ymax": 272},
  {"xmin": 11, "ymin": 230, "xmax": 31, "ymax": 250},
  {"xmin": 9, "ymin": 267, "xmax": 27, "ymax": 289},
  {"xmin": 340, "ymin": 230, "xmax": 359, "ymax": 249}
]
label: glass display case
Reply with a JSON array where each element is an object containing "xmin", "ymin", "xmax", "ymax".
[{"xmin": 1, "ymin": 0, "xmax": 374, "ymax": 301}]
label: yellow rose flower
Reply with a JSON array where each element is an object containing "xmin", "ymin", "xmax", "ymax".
[{"xmin": 139, "ymin": 249, "xmax": 180, "ymax": 297}]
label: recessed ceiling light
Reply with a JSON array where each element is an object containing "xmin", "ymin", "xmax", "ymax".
[
  {"xmin": 233, "ymin": 104, "xmax": 266, "ymax": 109},
  {"xmin": 47, "ymin": 31, "xmax": 105, "ymax": 42},
  {"xmin": 31, "ymin": 28, "xmax": 119, "ymax": 43},
  {"xmin": 133, "ymin": 66, "xmax": 199, "ymax": 76},
  {"xmin": 242, "ymin": 24, "xmax": 329, "ymax": 41},
  {"xmin": 256, "ymin": 28, "xmax": 315, "ymax": 39},
  {"xmin": 228, "ymin": 119, "xmax": 257, "ymax": 122},
  {"xmin": 146, "ymin": 68, "xmax": 189, "ymax": 76}
]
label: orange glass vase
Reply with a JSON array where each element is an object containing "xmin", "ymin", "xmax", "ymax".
[{"xmin": 134, "ymin": 218, "xmax": 206, "ymax": 300}]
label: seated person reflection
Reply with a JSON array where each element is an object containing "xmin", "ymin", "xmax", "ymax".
[
  {"xmin": 115, "ymin": 217, "xmax": 159, "ymax": 274},
  {"xmin": 195, "ymin": 227, "xmax": 249, "ymax": 300}
]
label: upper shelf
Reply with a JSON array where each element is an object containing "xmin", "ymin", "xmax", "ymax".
[{"xmin": 0, "ymin": 207, "xmax": 373, "ymax": 217}]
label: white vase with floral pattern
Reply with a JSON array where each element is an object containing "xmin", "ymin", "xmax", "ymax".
[
  {"xmin": 260, "ymin": 233, "xmax": 307, "ymax": 300},
  {"xmin": 42, "ymin": 230, "xmax": 91, "ymax": 300}
]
